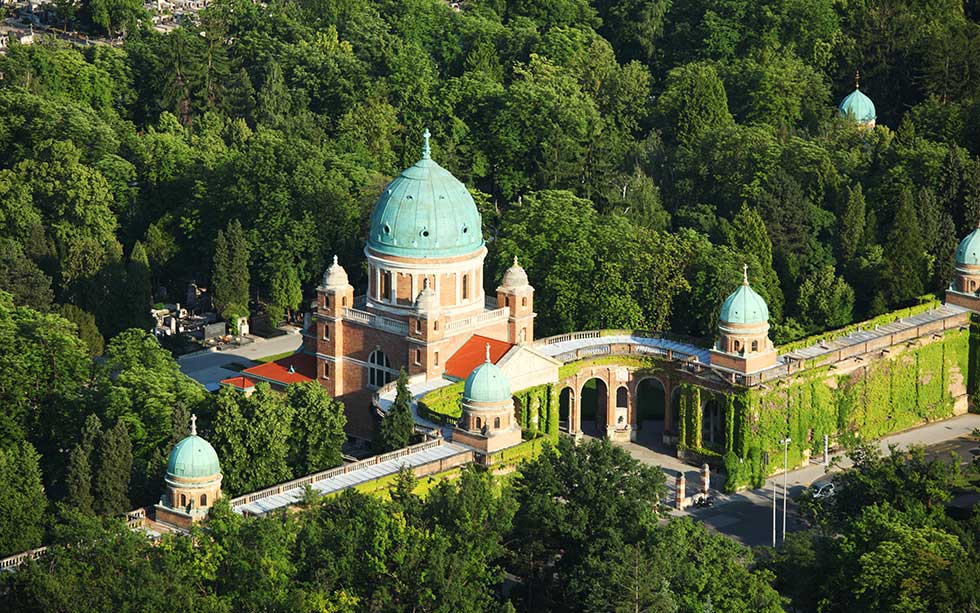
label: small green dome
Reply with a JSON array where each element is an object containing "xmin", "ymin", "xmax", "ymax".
[
  {"xmin": 956, "ymin": 227, "xmax": 980, "ymax": 266},
  {"xmin": 167, "ymin": 435, "xmax": 221, "ymax": 479},
  {"xmin": 367, "ymin": 130, "xmax": 484, "ymax": 259},
  {"xmin": 839, "ymin": 88, "xmax": 876, "ymax": 124},
  {"xmin": 463, "ymin": 358, "xmax": 511, "ymax": 404},
  {"xmin": 719, "ymin": 271, "xmax": 769, "ymax": 325}
]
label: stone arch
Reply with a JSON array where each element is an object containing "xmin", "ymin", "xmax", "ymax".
[
  {"xmin": 200, "ymin": 493, "xmax": 207, "ymax": 506},
  {"xmin": 559, "ymin": 387, "xmax": 574, "ymax": 432},
  {"xmin": 580, "ymin": 377, "xmax": 607, "ymax": 437},
  {"xmin": 635, "ymin": 375, "xmax": 668, "ymax": 441}
]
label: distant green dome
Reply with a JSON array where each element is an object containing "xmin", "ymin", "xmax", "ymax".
[
  {"xmin": 956, "ymin": 227, "xmax": 980, "ymax": 266},
  {"xmin": 367, "ymin": 130, "xmax": 484, "ymax": 259},
  {"xmin": 839, "ymin": 88, "xmax": 876, "ymax": 124},
  {"xmin": 167, "ymin": 435, "xmax": 221, "ymax": 480},
  {"xmin": 719, "ymin": 272, "xmax": 769, "ymax": 325},
  {"xmin": 463, "ymin": 358, "xmax": 511, "ymax": 404}
]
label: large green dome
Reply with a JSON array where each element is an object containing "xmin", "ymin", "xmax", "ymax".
[
  {"xmin": 956, "ymin": 227, "xmax": 980, "ymax": 266},
  {"xmin": 839, "ymin": 88, "xmax": 876, "ymax": 124},
  {"xmin": 719, "ymin": 273, "xmax": 769, "ymax": 325},
  {"xmin": 367, "ymin": 130, "xmax": 484, "ymax": 259},
  {"xmin": 464, "ymin": 358, "xmax": 511, "ymax": 404},
  {"xmin": 167, "ymin": 434, "xmax": 221, "ymax": 479}
]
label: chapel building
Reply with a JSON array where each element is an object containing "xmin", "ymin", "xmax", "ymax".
[{"xmin": 302, "ymin": 130, "xmax": 536, "ymax": 435}]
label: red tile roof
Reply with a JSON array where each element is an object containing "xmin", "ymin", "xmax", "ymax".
[
  {"xmin": 242, "ymin": 353, "xmax": 316, "ymax": 386},
  {"xmin": 219, "ymin": 375, "xmax": 257, "ymax": 390},
  {"xmin": 444, "ymin": 335, "xmax": 512, "ymax": 380}
]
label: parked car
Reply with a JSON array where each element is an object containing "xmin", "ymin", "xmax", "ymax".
[{"xmin": 811, "ymin": 482, "xmax": 835, "ymax": 499}]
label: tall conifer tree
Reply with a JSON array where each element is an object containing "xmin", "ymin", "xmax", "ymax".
[
  {"xmin": 95, "ymin": 420, "xmax": 133, "ymax": 517},
  {"xmin": 376, "ymin": 369, "xmax": 415, "ymax": 453},
  {"xmin": 212, "ymin": 219, "xmax": 250, "ymax": 328}
]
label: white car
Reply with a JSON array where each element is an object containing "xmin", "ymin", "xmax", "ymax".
[{"xmin": 811, "ymin": 482, "xmax": 835, "ymax": 499}]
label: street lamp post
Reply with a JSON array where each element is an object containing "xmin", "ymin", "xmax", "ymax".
[
  {"xmin": 765, "ymin": 451, "xmax": 774, "ymax": 547},
  {"xmin": 781, "ymin": 437, "xmax": 791, "ymax": 542}
]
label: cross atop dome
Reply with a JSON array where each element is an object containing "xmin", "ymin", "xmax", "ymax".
[
  {"xmin": 855, "ymin": 69, "xmax": 861, "ymax": 89},
  {"xmin": 485, "ymin": 342, "xmax": 491, "ymax": 363},
  {"xmin": 190, "ymin": 413, "xmax": 197, "ymax": 436},
  {"xmin": 742, "ymin": 263, "xmax": 749, "ymax": 285},
  {"xmin": 422, "ymin": 128, "xmax": 431, "ymax": 160}
]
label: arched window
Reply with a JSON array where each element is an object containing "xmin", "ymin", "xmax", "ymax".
[
  {"xmin": 522, "ymin": 297, "xmax": 527, "ymax": 307},
  {"xmin": 616, "ymin": 386, "xmax": 628, "ymax": 407},
  {"xmin": 494, "ymin": 417, "xmax": 501, "ymax": 429},
  {"xmin": 751, "ymin": 340, "xmax": 759, "ymax": 352},
  {"xmin": 505, "ymin": 296, "xmax": 510, "ymax": 307},
  {"xmin": 733, "ymin": 340, "xmax": 742, "ymax": 353},
  {"xmin": 180, "ymin": 494, "xmax": 187, "ymax": 507},
  {"xmin": 475, "ymin": 417, "xmax": 482, "ymax": 429},
  {"xmin": 200, "ymin": 494, "xmax": 207, "ymax": 506},
  {"xmin": 519, "ymin": 328, "xmax": 527, "ymax": 343},
  {"xmin": 368, "ymin": 349, "xmax": 392, "ymax": 387},
  {"xmin": 462, "ymin": 274, "xmax": 469, "ymax": 300}
]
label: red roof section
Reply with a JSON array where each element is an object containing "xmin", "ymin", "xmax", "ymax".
[
  {"xmin": 219, "ymin": 375, "xmax": 257, "ymax": 390},
  {"xmin": 242, "ymin": 353, "xmax": 316, "ymax": 386},
  {"xmin": 444, "ymin": 335, "xmax": 513, "ymax": 380}
]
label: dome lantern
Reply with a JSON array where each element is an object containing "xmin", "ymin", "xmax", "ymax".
[{"xmin": 321, "ymin": 255, "xmax": 350, "ymax": 289}]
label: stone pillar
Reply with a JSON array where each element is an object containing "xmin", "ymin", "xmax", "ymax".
[
  {"xmin": 605, "ymin": 375, "xmax": 617, "ymax": 440},
  {"xmin": 676, "ymin": 474, "xmax": 686, "ymax": 510},
  {"xmin": 701, "ymin": 463, "xmax": 710, "ymax": 496}
]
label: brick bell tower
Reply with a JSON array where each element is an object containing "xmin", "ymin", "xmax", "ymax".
[
  {"xmin": 315, "ymin": 256, "xmax": 355, "ymax": 397},
  {"xmin": 496, "ymin": 256, "xmax": 535, "ymax": 344}
]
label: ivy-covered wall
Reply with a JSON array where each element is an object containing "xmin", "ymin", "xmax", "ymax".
[
  {"xmin": 513, "ymin": 383, "xmax": 560, "ymax": 442},
  {"xmin": 723, "ymin": 327, "xmax": 972, "ymax": 491}
]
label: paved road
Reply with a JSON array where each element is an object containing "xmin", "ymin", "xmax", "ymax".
[
  {"xmin": 616, "ymin": 414, "xmax": 980, "ymax": 547},
  {"xmin": 178, "ymin": 329, "xmax": 303, "ymax": 390}
]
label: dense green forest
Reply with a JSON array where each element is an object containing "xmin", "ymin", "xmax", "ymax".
[
  {"xmin": 1, "ymin": 0, "xmax": 979, "ymax": 343},
  {"xmin": 5, "ymin": 436, "xmax": 980, "ymax": 611}
]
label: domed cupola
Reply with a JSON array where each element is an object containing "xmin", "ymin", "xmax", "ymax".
[
  {"xmin": 499, "ymin": 256, "xmax": 529, "ymax": 290},
  {"xmin": 367, "ymin": 129, "xmax": 484, "ymax": 259},
  {"xmin": 719, "ymin": 268, "xmax": 770, "ymax": 328},
  {"xmin": 839, "ymin": 70, "xmax": 876, "ymax": 128},
  {"xmin": 956, "ymin": 226, "xmax": 980, "ymax": 267},
  {"xmin": 463, "ymin": 345, "xmax": 512, "ymax": 405},
  {"xmin": 156, "ymin": 415, "xmax": 223, "ymax": 526},
  {"xmin": 948, "ymin": 222, "xmax": 980, "ymax": 307},
  {"xmin": 710, "ymin": 266, "xmax": 777, "ymax": 374},
  {"xmin": 320, "ymin": 255, "xmax": 350, "ymax": 289},
  {"xmin": 453, "ymin": 343, "xmax": 522, "ymax": 453}
]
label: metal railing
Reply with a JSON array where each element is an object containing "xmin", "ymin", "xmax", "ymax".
[{"xmin": 229, "ymin": 439, "xmax": 447, "ymax": 508}]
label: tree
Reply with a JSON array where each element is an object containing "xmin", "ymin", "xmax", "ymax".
[
  {"xmin": 94, "ymin": 420, "xmax": 132, "ymax": 517},
  {"xmin": 510, "ymin": 437, "xmax": 667, "ymax": 609},
  {"xmin": 0, "ymin": 441, "xmax": 47, "ymax": 556},
  {"xmin": 376, "ymin": 369, "xmax": 415, "ymax": 452},
  {"xmin": 66, "ymin": 414, "xmax": 102, "ymax": 515},
  {"xmin": 654, "ymin": 62, "xmax": 734, "ymax": 148},
  {"xmin": 0, "ymin": 237, "xmax": 53, "ymax": 311},
  {"xmin": 796, "ymin": 266, "xmax": 855, "ymax": 332},
  {"xmin": 86, "ymin": 0, "xmax": 146, "ymax": 36},
  {"xmin": 212, "ymin": 219, "xmax": 250, "ymax": 328},
  {"xmin": 286, "ymin": 381, "xmax": 347, "ymax": 476},
  {"xmin": 727, "ymin": 204, "xmax": 783, "ymax": 320},
  {"xmin": 883, "ymin": 190, "xmax": 927, "ymax": 305},
  {"xmin": 839, "ymin": 183, "xmax": 866, "ymax": 268},
  {"xmin": 57, "ymin": 304, "xmax": 104, "ymax": 356},
  {"xmin": 118, "ymin": 240, "xmax": 152, "ymax": 332}
]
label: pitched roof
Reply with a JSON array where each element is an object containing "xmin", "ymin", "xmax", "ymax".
[
  {"xmin": 241, "ymin": 353, "xmax": 316, "ymax": 386},
  {"xmin": 444, "ymin": 335, "xmax": 512, "ymax": 380},
  {"xmin": 219, "ymin": 375, "xmax": 257, "ymax": 391}
]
